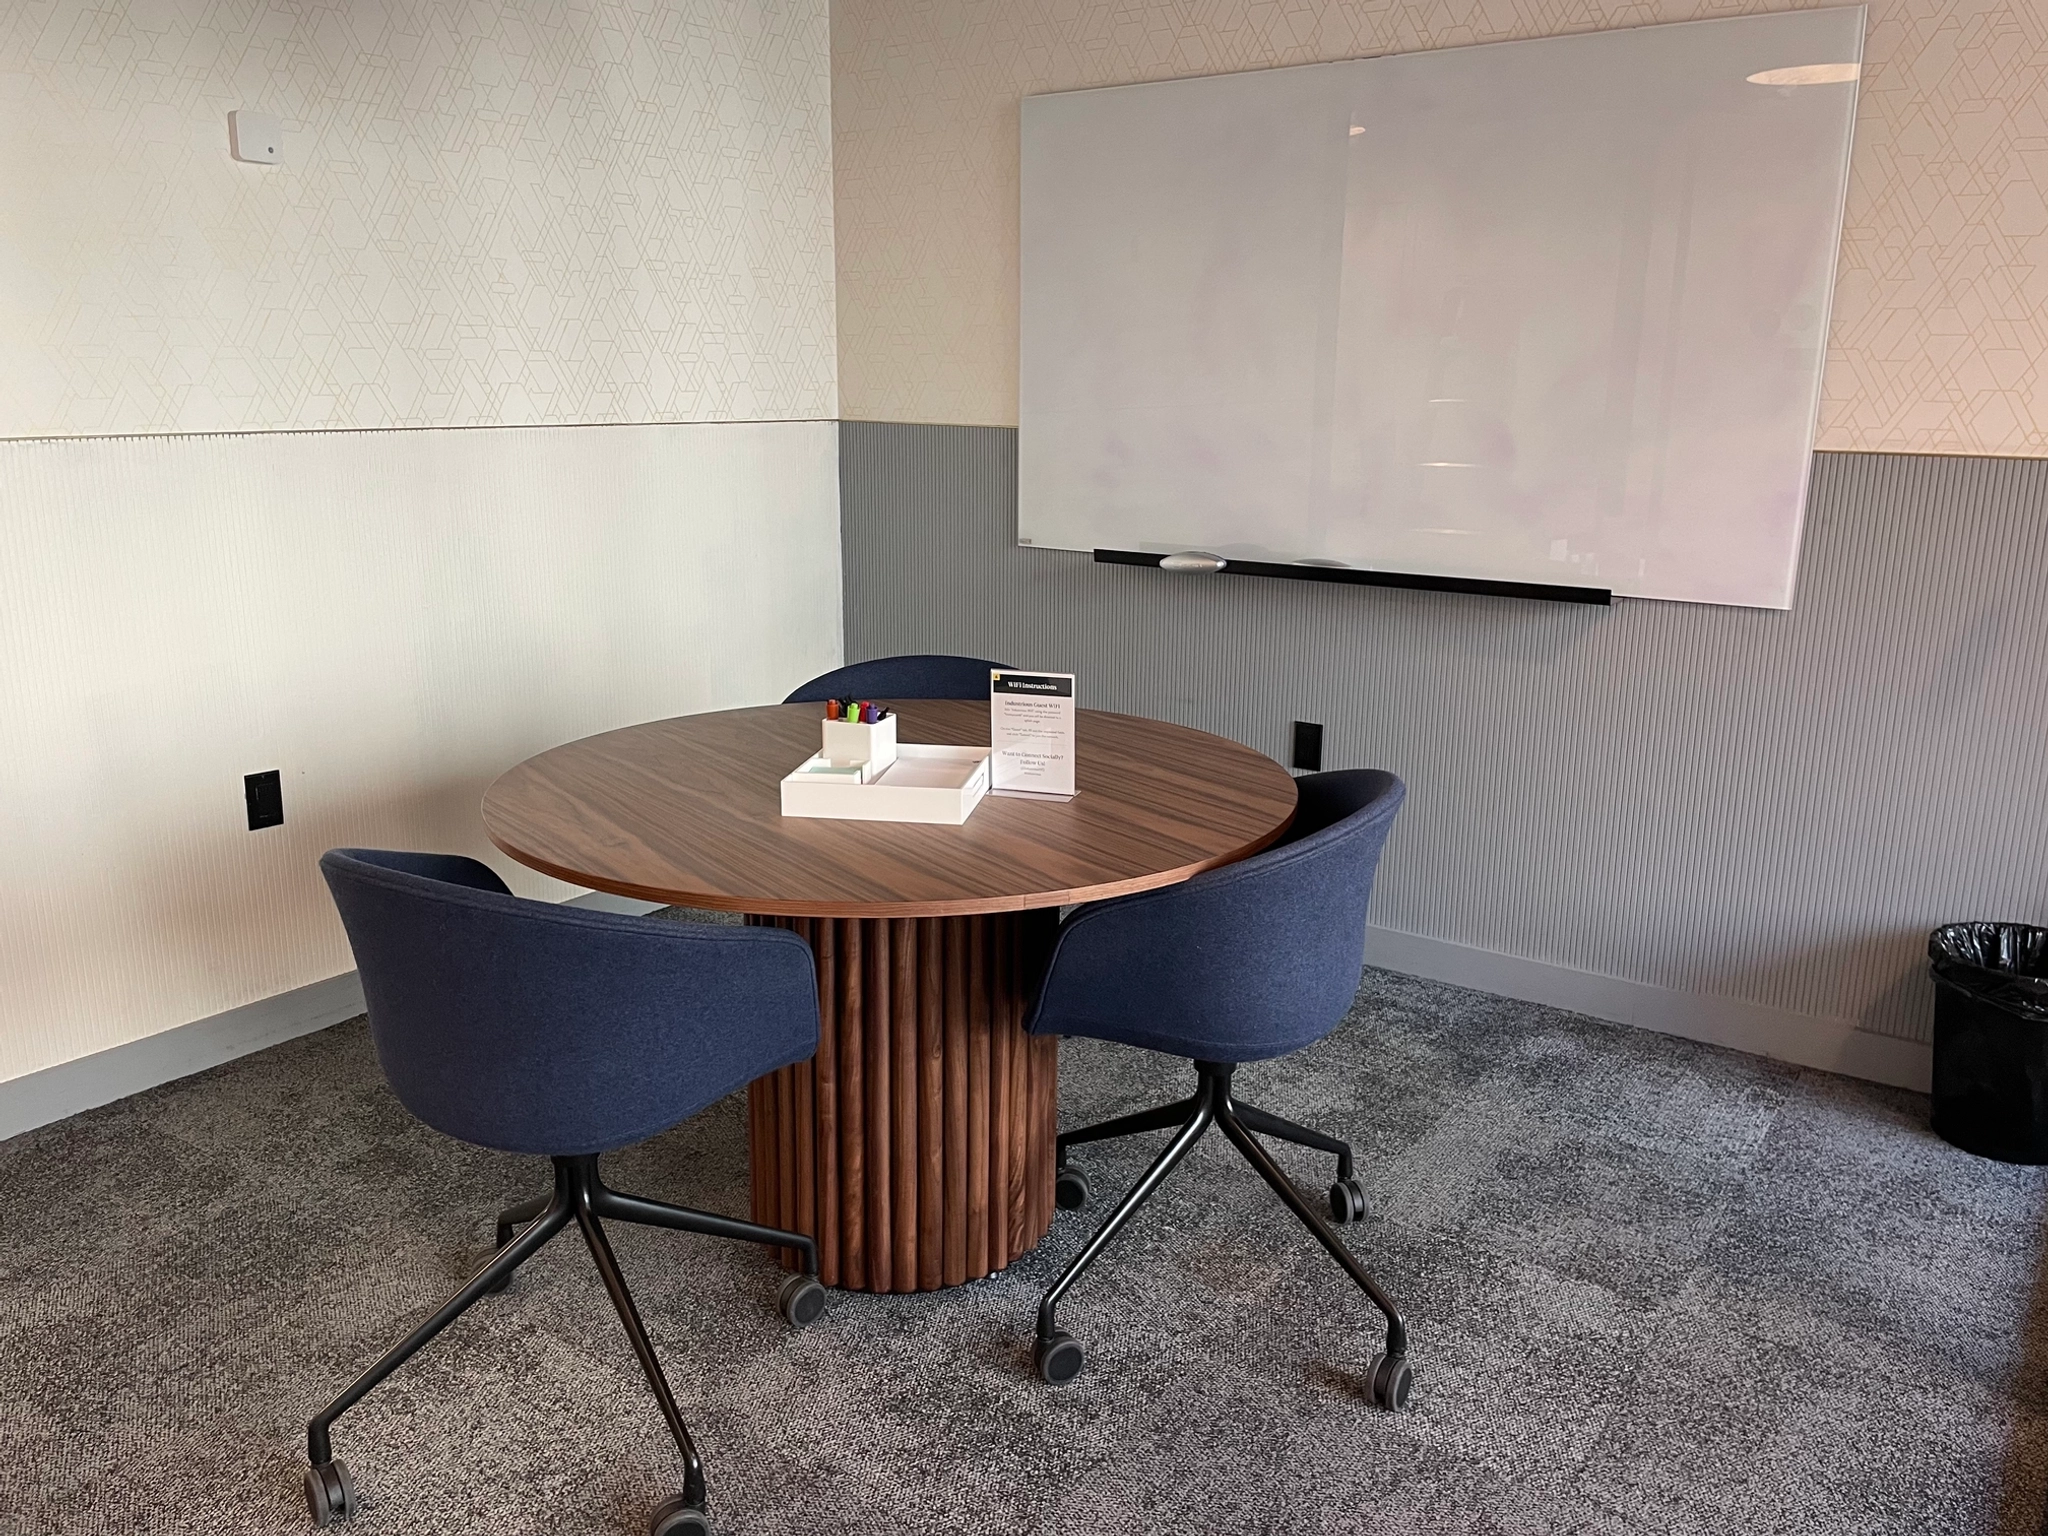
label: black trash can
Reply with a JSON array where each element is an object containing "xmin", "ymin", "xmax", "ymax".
[{"xmin": 1929, "ymin": 923, "xmax": 2048, "ymax": 1165}]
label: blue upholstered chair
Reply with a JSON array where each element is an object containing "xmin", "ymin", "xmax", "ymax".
[
  {"xmin": 1025, "ymin": 770, "xmax": 1412, "ymax": 1406},
  {"xmin": 783, "ymin": 653, "xmax": 1006, "ymax": 704},
  {"xmin": 305, "ymin": 850, "xmax": 826, "ymax": 1536}
]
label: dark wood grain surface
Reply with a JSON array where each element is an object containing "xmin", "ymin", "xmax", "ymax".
[
  {"xmin": 481, "ymin": 700, "xmax": 1297, "ymax": 917},
  {"xmin": 747, "ymin": 911, "xmax": 1060, "ymax": 1291}
]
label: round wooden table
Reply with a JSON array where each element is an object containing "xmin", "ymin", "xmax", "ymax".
[{"xmin": 481, "ymin": 700, "xmax": 1297, "ymax": 1292}]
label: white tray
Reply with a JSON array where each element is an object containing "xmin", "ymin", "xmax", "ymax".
[{"xmin": 780, "ymin": 743, "xmax": 991, "ymax": 824}]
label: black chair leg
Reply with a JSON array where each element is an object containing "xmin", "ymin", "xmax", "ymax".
[
  {"xmin": 1033, "ymin": 1076, "xmax": 1217, "ymax": 1385},
  {"xmin": 495, "ymin": 1189, "xmax": 552, "ymax": 1249},
  {"xmin": 592, "ymin": 1182, "xmax": 829, "ymax": 1329},
  {"xmin": 1233, "ymin": 1101, "xmax": 1355, "ymax": 1182},
  {"xmin": 593, "ymin": 1183, "xmax": 821, "ymax": 1272},
  {"xmin": 1053, "ymin": 1096, "xmax": 1202, "ymax": 1209},
  {"xmin": 484, "ymin": 1189, "xmax": 554, "ymax": 1295},
  {"xmin": 1214, "ymin": 1093, "xmax": 1413, "ymax": 1410},
  {"xmin": 573, "ymin": 1186, "xmax": 708, "ymax": 1514},
  {"xmin": 304, "ymin": 1166, "xmax": 574, "ymax": 1519},
  {"xmin": 1232, "ymin": 1100, "xmax": 1367, "ymax": 1222},
  {"xmin": 1055, "ymin": 1094, "xmax": 1198, "ymax": 1162}
]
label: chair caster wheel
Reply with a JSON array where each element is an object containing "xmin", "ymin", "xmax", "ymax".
[
  {"xmin": 1329, "ymin": 1176, "xmax": 1366, "ymax": 1223},
  {"xmin": 778, "ymin": 1273, "xmax": 827, "ymax": 1328},
  {"xmin": 303, "ymin": 1458, "xmax": 355, "ymax": 1527},
  {"xmin": 1367, "ymin": 1351, "xmax": 1412, "ymax": 1411},
  {"xmin": 649, "ymin": 1494, "xmax": 711, "ymax": 1536},
  {"xmin": 1054, "ymin": 1164, "xmax": 1090, "ymax": 1210},
  {"xmin": 1037, "ymin": 1329, "xmax": 1085, "ymax": 1386}
]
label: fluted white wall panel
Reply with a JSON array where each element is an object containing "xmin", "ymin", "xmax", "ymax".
[
  {"xmin": 0, "ymin": 420, "xmax": 841, "ymax": 1083},
  {"xmin": 842, "ymin": 424, "xmax": 2048, "ymax": 1052}
]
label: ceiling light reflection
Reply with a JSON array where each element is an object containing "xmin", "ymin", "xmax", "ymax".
[{"xmin": 1746, "ymin": 62, "xmax": 1860, "ymax": 85}]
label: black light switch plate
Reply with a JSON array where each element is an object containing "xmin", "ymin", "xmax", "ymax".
[
  {"xmin": 1290, "ymin": 721, "xmax": 1323, "ymax": 772},
  {"xmin": 245, "ymin": 770, "xmax": 284, "ymax": 830}
]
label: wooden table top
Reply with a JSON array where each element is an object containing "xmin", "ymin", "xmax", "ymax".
[{"xmin": 481, "ymin": 700, "xmax": 1298, "ymax": 918}]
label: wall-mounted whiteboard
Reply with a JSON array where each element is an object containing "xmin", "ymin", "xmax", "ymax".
[{"xmin": 1019, "ymin": 9, "xmax": 1864, "ymax": 608}]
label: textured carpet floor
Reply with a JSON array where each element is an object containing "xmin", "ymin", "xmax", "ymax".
[{"xmin": 2, "ymin": 961, "xmax": 2045, "ymax": 1536}]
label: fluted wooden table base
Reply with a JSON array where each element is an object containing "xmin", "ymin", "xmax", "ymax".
[{"xmin": 746, "ymin": 911, "xmax": 1060, "ymax": 1291}]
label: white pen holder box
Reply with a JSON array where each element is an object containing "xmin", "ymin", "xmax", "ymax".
[
  {"xmin": 781, "ymin": 744, "xmax": 991, "ymax": 824},
  {"xmin": 820, "ymin": 713, "xmax": 898, "ymax": 779}
]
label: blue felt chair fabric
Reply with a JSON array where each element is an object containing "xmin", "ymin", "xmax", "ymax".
[
  {"xmin": 784, "ymin": 652, "xmax": 1007, "ymax": 704},
  {"xmin": 1027, "ymin": 771, "xmax": 1403, "ymax": 1063},
  {"xmin": 323, "ymin": 848, "xmax": 817, "ymax": 1157},
  {"xmin": 1023, "ymin": 770, "xmax": 1416, "ymax": 1408},
  {"xmin": 301, "ymin": 848, "xmax": 826, "ymax": 1533}
]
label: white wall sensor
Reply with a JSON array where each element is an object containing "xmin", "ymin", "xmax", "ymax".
[{"xmin": 228, "ymin": 110, "xmax": 281, "ymax": 164}]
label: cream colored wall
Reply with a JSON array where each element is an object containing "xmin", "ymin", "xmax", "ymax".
[
  {"xmin": 0, "ymin": 0, "xmax": 835, "ymax": 434},
  {"xmin": 833, "ymin": 0, "xmax": 2048, "ymax": 456},
  {"xmin": 0, "ymin": 422, "xmax": 841, "ymax": 1084},
  {"xmin": 0, "ymin": 0, "xmax": 840, "ymax": 1087}
]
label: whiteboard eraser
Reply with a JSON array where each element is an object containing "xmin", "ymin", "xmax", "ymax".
[{"xmin": 229, "ymin": 110, "xmax": 281, "ymax": 164}]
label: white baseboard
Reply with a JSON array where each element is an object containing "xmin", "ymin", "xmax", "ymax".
[
  {"xmin": 0, "ymin": 890, "xmax": 670, "ymax": 1144},
  {"xmin": 1364, "ymin": 926, "xmax": 1932, "ymax": 1092},
  {"xmin": 0, "ymin": 970, "xmax": 367, "ymax": 1143}
]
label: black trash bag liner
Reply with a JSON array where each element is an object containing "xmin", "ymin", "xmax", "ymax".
[{"xmin": 1928, "ymin": 923, "xmax": 2048, "ymax": 1025}]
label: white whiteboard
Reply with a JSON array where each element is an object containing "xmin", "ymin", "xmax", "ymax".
[{"xmin": 1018, "ymin": 10, "xmax": 1864, "ymax": 608}]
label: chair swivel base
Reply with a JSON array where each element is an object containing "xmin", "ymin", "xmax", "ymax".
[
  {"xmin": 1039, "ymin": 1061, "xmax": 1412, "ymax": 1408},
  {"xmin": 302, "ymin": 1154, "xmax": 825, "ymax": 1535}
]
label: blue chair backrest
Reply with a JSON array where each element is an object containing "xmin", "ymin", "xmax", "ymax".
[
  {"xmin": 785, "ymin": 653, "xmax": 1007, "ymax": 704},
  {"xmin": 1027, "ymin": 771, "xmax": 1405, "ymax": 1063},
  {"xmin": 320, "ymin": 850, "xmax": 819, "ymax": 1157}
]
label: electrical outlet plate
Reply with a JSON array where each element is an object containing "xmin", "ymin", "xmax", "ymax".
[
  {"xmin": 245, "ymin": 770, "xmax": 284, "ymax": 830},
  {"xmin": 229, "ymin": 109, "xmax": 281, "ymax": 164},
  {"xmin": 1290, "ymin": 721, "xmax": 1323, "ymax": 773}
]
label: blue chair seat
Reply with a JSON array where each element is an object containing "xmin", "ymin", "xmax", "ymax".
[{"xmin": 784, "ymin": 653, "xmax": 1007, "ymax": 704}]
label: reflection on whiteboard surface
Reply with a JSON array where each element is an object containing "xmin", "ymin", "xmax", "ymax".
[{"xmin": 1018, "ymin": 9, "xmax": 1863, "ymax": 608}]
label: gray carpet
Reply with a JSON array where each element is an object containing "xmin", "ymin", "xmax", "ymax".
[{"xmin": 3, "ymin": 961, "xmax": 2046, "ymax": 1536}]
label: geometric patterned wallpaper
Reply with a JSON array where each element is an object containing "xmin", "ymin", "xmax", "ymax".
[
  {"xmin": 833, "ymin": 0, "xmax": 2048, "ymax": 457},
  {"xmin": 0, "ymin": 0, "xmax": 835, "ymax": 436}
]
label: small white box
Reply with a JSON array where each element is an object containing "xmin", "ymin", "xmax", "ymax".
[
  {"xmin": 229, "ymin": 109, "xmax": 281, "ymax": 164},
  {"xmin": 781, "ymin": 744, "xmax": 991, "ymax": 824},
  {"xmin": 821, "ymin": 712, "xmax": 897, "ymax": 775}
]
